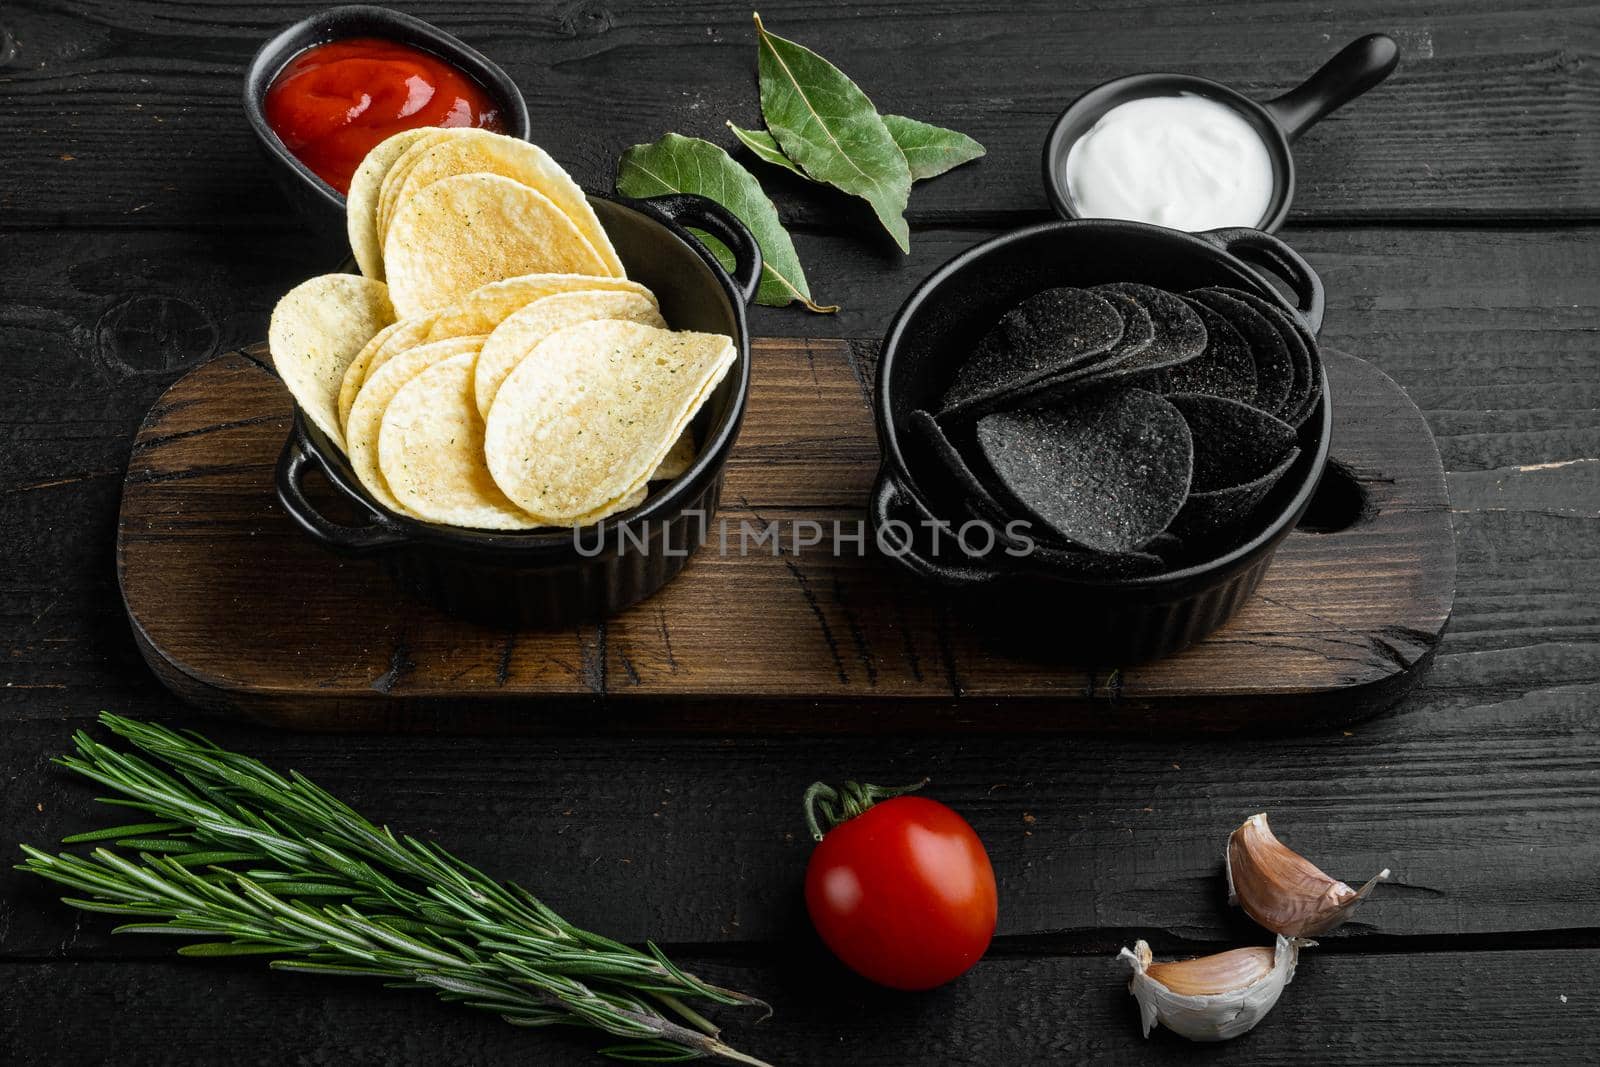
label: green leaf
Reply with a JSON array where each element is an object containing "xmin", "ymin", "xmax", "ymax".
[
  {"xmin": 61, "ymin": 821, "xmax": 185, "ymax": 844},
  {"xmin": 616, "ymin": 133, "xmax": 836, "ymax": 313},
  {"xmin": 725, "ymin": 122, "xmax": 805, "ymax": 179},
  {"xmin": 730, "ymin": 116, "xmax": 986, "ymax": 184},
  {"xmin": 176, "ymin": 941, "xmax": 291, "ymax": 957},
  {"xmin": 753, "ymin": 12, "xmax": 912, "ymax": 252},
  {"xmin": 882, "ymin": 114, "xmax": 986, "ymax": 181}
]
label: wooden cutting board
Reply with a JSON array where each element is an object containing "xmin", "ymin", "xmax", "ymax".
[{"xmin": 116, "ymin": 339, "xmax": 1453, "ymax": 733}]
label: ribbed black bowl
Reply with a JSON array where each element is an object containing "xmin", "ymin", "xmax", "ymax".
[
  {"xmin": 275, "ymin": 193, "xmax": 762, "ymax": 627},
  {"xmin": 871, "ymin": 219, "xmax": 1332, "ymax": 664}
]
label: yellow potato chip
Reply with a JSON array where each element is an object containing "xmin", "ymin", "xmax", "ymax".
[
  {"xmin": 374, "ymin": 128, "xmax": 460, "ymax": 250},
  {"xmin": 385, "ymin": 129, "xmax": 625, "ymax": 278},
  {"xmin": 353, "ymin": 316, "xmax": 439, "ymax": 394},
  {"xmin": 346, "ymin": 128, "xmax": 434, "ymax": 280},
  {"xmin": 651, "ymin": 429, "xmax": 697, "ymax": 482},
  {"xmin": 383, "ymin": 173, "xmax": 612, "ymax": 318},
  {"xmin": 338, "ymin": 319, "xmax": 403, "ymax": 433},
  {"xmin": 268, "ymin": 273, "xmax": 394, "ymax": 452},
  {"xmin": 484, "ymin": 321, "xmax": 735, "ymax": 523},
  {"xmin": 475, "ymin": 290, "xmax": 665, "ymax": 418},
  {"xmin": 426, "ymin": 273, "xmax": 657, "ymax": 341},
  {"xmin": 378, "ymin": 353, "xmax": 541, "ymax": 530},
  {"xmin": 345, "ymin": 335, "xmax": 484, "ymax": 514}
]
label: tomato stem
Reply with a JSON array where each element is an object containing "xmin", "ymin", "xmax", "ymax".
[{"xmin": 802, "ymin": 778, "xmax": 929, "ymax": 841}]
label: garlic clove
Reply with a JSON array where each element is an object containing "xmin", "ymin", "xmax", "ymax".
[
  {"xmin": 1146, "ymin": 944, "xmax": 1276, "ymax": 996},
  {"xmin": 1118, "ymin": 936, "xmax": 1310, "ymax": 1042},
  {"xmin": 1226, "ymin": 812, "xmax": 1390, "ymax": 937}
]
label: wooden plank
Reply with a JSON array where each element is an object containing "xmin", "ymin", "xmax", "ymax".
[
  {"xmin": 2, "ymin": 225, "xmax": 1595, "ymax": 948},
  {"xmin": 6, "ymin": 677, "xmax": 1600, "ymax": 956},
  {"xmin": 1, "ymin": 225, "xmax": 1593, "ymax": 724},
  {"xmin": 2, "ymin": 948, "xmax": 1596, "ymax": 1064},
  {"xmin": 114, "ymin": 341, "xmax": 1453, "ymax": 731},
  {"xmin": 2, "ymin": 3, "xmax": 1597, "ymax": 229}
]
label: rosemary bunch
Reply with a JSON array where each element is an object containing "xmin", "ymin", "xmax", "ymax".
[{"xmin": 17, "ymin": 713, "xmax": 770, "ymax": 1065}]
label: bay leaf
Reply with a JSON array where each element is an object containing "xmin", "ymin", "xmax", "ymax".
[
  {"xmin": 732, "ymin": 116, "xmax": 986, "ymax": 185},
  {"xmin": 753, "ymin": 13, "xmax": 913, "ymax": 252},
  {"xmin": 616, "ymin": 133, "xmax": 836, "ymax": 313},
  {"xmin": 727, "ymin": 122, "xmax": 805, "ymax": 178},
  {"xmin": 882, "ymin": 114, "xmax": 986, "ymax": 181}
]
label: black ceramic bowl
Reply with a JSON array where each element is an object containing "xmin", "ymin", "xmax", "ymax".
[
  {"xmin": 1042, "ymin": 34, "xmax": 1399, "ymax": 233},
  {"xmin": 276, "ymin": 193, "xmax": 762, "ymax": 628},
  {"xmin": 871, "ymin": 220, "xmax": 1332, "ymax": 664},
  {"xmin": 244, "ymin": 5, "xmax": 531, "ymax": 232}
]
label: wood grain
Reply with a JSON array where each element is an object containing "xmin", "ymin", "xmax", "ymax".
[
  {"xmin": 3, "ymin": 948, "xmax": 1597, "ymax": 1065},
  {"xmin": 2, "ymin": 2, "xmax": 1597, "ymax": 230},
  {"xmin": 4, "ymin": 2, "xmax": 1600, "ymax": 1062},
  {"xmin": 114, "ymin": 340, "xmax": 1453, "ymax": 731},
  {"xmin": 6, "ymin": 695, "xmax": 1600, "ymax": 956}
]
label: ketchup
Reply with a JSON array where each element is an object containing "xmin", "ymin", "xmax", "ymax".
[{"xmin": 264, "ymin": 37, "xmax": 504, "ymax": 194}]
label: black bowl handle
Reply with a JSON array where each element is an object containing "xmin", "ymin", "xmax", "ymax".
[
  {"xmin": 639, "ymin": 193, "xmax": 763, "ymax": 306},
  {"xmin": 276, "ymin": 433, "xmax": 410, "ymax": 556},
  {"xmin": 1266, "ymin": 34, "xmax": 1400, "ymax": 143},
  {"xmin": 1197, "ymin": 227, "xmax": 1326, "ymax": 336},
  {"xmin": 870, "ymin": 469, "xmax": 1001, "ymax": 589}
]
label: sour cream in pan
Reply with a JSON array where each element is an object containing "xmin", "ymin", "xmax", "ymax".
[{"xmin": 1065, "ymin": 95, "xmax": 1276, "ymax": 231}]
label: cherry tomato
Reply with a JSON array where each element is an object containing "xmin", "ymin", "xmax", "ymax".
[{"xmin": 804, "ymin": 790, "xmax": 997, "ymax": 990}]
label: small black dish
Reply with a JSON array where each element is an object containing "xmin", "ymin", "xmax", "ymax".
[
  {"xmin": 244, "ymin": 5, "xmax": 531, "ymax": 232},
  {"xmin": 275, "ymin": 194, "xmax": 763, "ymax": 628},
  {"xmin": 871, "ymin": 220, "xmax": 1332, "ymax": 664},
  {"xmin": 1043, "ymin": 34, "xmax": 1399, "ymax": 233}
]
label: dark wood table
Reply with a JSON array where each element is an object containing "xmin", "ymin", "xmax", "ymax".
[{"xmin": 3, "ymin": 2, "xmax": 1597, "ymax": 1062}]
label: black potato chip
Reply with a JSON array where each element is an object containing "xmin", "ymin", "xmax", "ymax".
[
  {"xmin": 1092, "ymin": 287, "xmax": 1156, "ymax": 367},
  {"xmin": 964, "ymin": 285, "xmax": 1209, "ymax": 415},
  {"xmin": 1093, "ymin": 282, "xmax": 1208, "ymax": 375},
  {"xmin": 941, "ymin": 287, "xmax": 1123, "ymax": 416},
  {"xmin": 1167, "ymin": 393, "xmax": 1296, "ymax": 493},
  {"xmin": 1171, "ymin": 446, "xmax": 1301, "ymax": 540},
  {"xmin": 1158, "ymin": 299, "xmax": 1257, "ymax": 403},
  {"xmin": 1187, "ymin": 288, "xmax": 1295, "ymax": 416},
  {"xmin": 975, "ymin": 388, "xmax": 1193, "ymax": 554},
  {"xmin": 1197, "ymin": 286, "xmax": 1317, "ymax": 424},
  {"xmin": 908, "ymin": 409, "xmax": 1017, "ymax": 534}
]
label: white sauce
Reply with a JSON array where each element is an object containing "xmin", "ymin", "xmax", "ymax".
[{"xmin": 1064, "ymin": 94, "xmax": 1276, "ymax": 231}]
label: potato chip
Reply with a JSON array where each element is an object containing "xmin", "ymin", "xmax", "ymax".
[
  {"xmin": 651, "ymin": 429, "xmax": 697, "ymax": 482},
  {"xmin": 426, "ymin": 273, "xmax": 657, "ymax": 341},
  {"xmin": 484, "ymin": 321, "xmax": 735, "ymax": 523},
  {"xmin": 378, "ymin": 353, "xmax": 541, "ymax": 530},
  {"xmin": 383, "ymin": 173, "xmax": 613, "ymax": 318},
  {"xmin": 475, "ymin": 289, "xmax": 665, "ymax": 418},
  {"xmin": 268, "ymin": 273, "xmax": 394, "ymax": 452},
  {"xmin": 345, "ymin": 336, "xmax": 484, "ymax": 514},
  {"xmin": 374, "ymin": 128, "xmax": 460, "ymax": 249},
  {"xmin": 339, "ymin": 316, "xmax": 438, "ymax": 430},
  {"xmin": 976, "ymin": 388, "xmax": 1193, "ymax": 554},
  {"xmin": 384, "ymin": 129, "xmax": 625, "ymax": 278},
  {"xmin": 941, "ymin": 288, "xmax": 1124, "ymax": 418},
  {"xmin": 346, "ymin": 128, "xmax": 434, "ymax": 280}
]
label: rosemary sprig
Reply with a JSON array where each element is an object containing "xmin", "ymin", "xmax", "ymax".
[{"xmin": 17, "ymin": 713, "xmax": 770, "ymax": 1066}]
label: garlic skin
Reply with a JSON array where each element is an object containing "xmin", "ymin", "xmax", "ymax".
[
  {"xmin": 1118, "ymin": 936, "xmax": 1309, "ymax": 1041},
  {"xmin": 1226, "ymin": 812, "xmax": 1390, "ymax": 937}
]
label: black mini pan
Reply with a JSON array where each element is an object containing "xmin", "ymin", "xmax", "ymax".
[{"xmin": 1042, "ymin": 34, "xmax": 1399, "ymax": 233}]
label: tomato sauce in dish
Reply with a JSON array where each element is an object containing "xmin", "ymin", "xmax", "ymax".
[{"xmin": 264, "ymin": 37, "xmax": 504, "ymax": 194}]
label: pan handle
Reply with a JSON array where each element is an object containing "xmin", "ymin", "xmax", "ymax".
[
  {"xmin": 637, "ymin": 193, "xmax": 764, "ymax": 306},
  {"xmin": 276, "ymin": 431, "xmax": 410, "ymax": 556},
  {"xmin": 1265, "ymin": 34, "xmax": 1400, "ymax": 143},
  {"xmin": 870, "ymin": 469, "xmax": 1002, "ymax": 589},
  {"xmin": 1198, "ymin": 227, "xmax": 1326, "ymax": 336}
]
